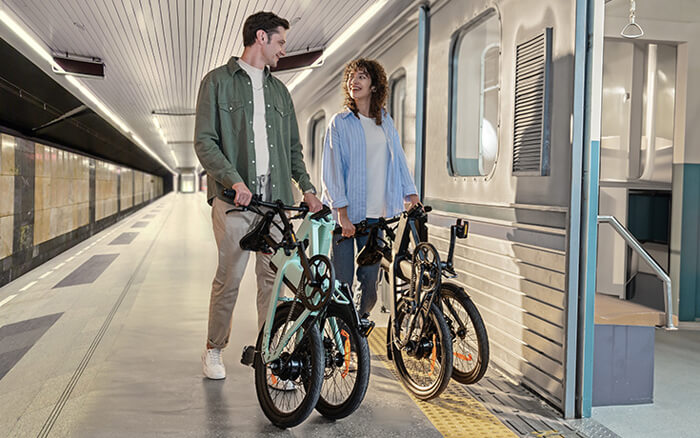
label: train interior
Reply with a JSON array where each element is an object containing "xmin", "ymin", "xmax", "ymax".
[{"xmin": 592, "ymin": 0, "xmax": 700, "ymax": 435}]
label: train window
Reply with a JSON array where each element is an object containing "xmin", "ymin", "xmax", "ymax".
[
  {"xmin": 309, "ymin": 111, "xmax": 325, "ymax": 184},
  {"xmin": 448, "ymin": 9, "xmax": 500, "ymax": 177},
  {"xmin": 389, "ymin": 70, "xmax": 407, "ymax": 149}
]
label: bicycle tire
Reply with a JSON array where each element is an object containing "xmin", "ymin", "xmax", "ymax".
[
  {"xmin": 254, "ymin": 302, "xmax": 324, "ymax": 428},
  {"xmin": 315, "ymin": 301, "xmax": 371, "ymax": 420},
  {"xmin": 440, "ymin": 282, "xmax": 489, "ymax": 384},
  {"xmin": 390, "ymin": 302, "xmax": 453, "ymax": 400}
]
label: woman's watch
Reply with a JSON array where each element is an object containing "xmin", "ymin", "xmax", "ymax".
[{"xmin": 304, "ymin": 187, "xmax": 317, "ymax": 196}]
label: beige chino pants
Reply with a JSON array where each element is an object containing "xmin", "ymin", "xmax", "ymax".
[{"xmin": 207, "ymin": 197, "xmax": 281, "ymax": 349}]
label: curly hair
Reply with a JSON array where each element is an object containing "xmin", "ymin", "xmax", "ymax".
[{"xmin": 341, "ymin": 58, "xmax": 388, "ymax": 125}]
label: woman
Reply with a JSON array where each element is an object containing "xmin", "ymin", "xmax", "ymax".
[{"xmin": 322, "ymin": 58, "xmax": 419, "ymax": 317}]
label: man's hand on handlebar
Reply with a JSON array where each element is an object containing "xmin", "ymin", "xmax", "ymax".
[
  {"xmin": 303, "ymin": 191, "xmax": 323, "ymax": 213},
  {"xmin": 231, "ymin": 182, "xmax": 252, "ymax": 207}
]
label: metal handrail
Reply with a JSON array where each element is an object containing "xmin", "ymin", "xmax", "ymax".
[{"xmin": 598, "ymin": 215, "xmax": 676, "ymax": 329}]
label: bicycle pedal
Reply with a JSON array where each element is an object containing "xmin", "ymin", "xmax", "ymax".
[
  {"xmin": 358, "ymin": 315, "xmax": 375, "ymax": 338},
  {"xmin": 240, "ymin": 345, "xmax": 256, "ymax": 367}
]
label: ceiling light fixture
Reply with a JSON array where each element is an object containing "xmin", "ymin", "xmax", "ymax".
[
  {"xmin": 0, "ymin": 9, "xmax": 175, "ymax": 175},
  {"xmin": 287, "ymin": 0, "xmax": 390, "ymax": 92}
]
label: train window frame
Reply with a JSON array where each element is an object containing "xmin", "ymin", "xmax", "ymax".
[
  {"xmin": 447, "ymin": 8, "xmax": 501, "ymax": 179},
  {"xmin": 389, "ymin": 68, "xmax": 407, "ymax": 150}
]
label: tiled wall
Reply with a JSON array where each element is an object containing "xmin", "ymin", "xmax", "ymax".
[
  {"xmin": 96, "ymin": 161, "xmax": 118, "ymax": 221},
  {"xmin": 0, "ymin": 134, "xmax": 15, "ymax": 259},
  {"xmin": 0, "ymin": 131, "xmax": 164, "ymax": 286},
  {"xmin": 34, "ymin": 144, "xmax": 90, "ymax": 245},
  {"xmin": 120, "ymin": 167, "xmax": 134, "ymax": 210}
]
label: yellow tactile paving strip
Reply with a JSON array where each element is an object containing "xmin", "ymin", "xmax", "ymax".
[{"xmin": 368, "ymin": 327, "xmax": 517, "ymax": 438}]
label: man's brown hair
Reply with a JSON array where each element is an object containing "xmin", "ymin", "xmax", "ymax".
[{"xmin": 242, "ymin": 12, "xmax": 289, "ymax": 47}]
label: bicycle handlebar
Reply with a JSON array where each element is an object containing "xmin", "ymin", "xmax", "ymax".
[{"xmin": 222, "ymin": 188, "xmax": 310, "ymax": 213}]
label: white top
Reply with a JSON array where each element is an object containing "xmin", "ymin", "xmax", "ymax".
[
  {"xmin": 359, "ymin": 113, "xmax": 388, "ymax": 218},
  {"xmin": 238, "ymin": 59, "xmax": 269, "ymax": 178}
]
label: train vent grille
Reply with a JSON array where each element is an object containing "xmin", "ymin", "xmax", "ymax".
[{"xmin": 512, "ymin": 28, "xmax": 553, "ymax": 176}]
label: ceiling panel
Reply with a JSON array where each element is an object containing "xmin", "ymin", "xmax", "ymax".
[{"xmin": 2, "ymin": 0, "xmax": 373, "ymax": 171}]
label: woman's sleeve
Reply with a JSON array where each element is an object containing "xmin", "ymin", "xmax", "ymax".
[{"xmin": 322, "ymin": 118, "xmax": 349, "ymax": 209}]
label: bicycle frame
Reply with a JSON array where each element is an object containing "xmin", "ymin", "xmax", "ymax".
[{"xmin": 260, "ymin": 212, "xmax": 351, "ymax": 363}]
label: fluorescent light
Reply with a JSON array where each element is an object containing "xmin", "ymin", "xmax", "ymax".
[
  {"xmin": 321, "ymin": 0, "xmax": 389, "ymax": 60},
  {"xmin": 0, "ymin": 9, "xmax": 175, "ymax": 175},
  {"xmin": 288, "ymin": 0, "xmax": 390, "ymax": 92},
  {"xmin": 0, "ymin": 10, "xmax": 56, "ymax": 67},
  {"xmin": 287, "ymin": 70, "xmax": 313, "ymax": 92}
]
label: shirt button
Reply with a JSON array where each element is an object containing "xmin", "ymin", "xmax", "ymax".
[
  {"xmin": 248, "ymin": 100, "xmax": 252, "ymax": 104},
  {"xmin": 250, "ymin": 140, "xmax": 254, "ymax": 143},
  {"xmin": 249, "ymin": 121, "xmax": 252, "ymax": 124},
  {"xmin": 270, "ymin": 144, "xmax": 274, "ymax": 148},
  {"xmin": 228, "ymin": 106, "xmax": 233, "ymax": 110},
  {"xmin": 252, "ymin": 160, "xmax": 255, "ymax": 164},
  {"xmin": 267, "ymin": 104, "xmax": 270, "ymax": 108},
  {"xmin": 272, "ymin": 184, "xmax": 276, "ymax": 188},
  {"xmin": 271, "ymin": 164, "xmax": 275, "ymax": 168},
  {"xmin": 268, "ymin": 125, "xmax": 271, "ymax": 128},
  {"xmin": 247, "ymin": 81, "xmax": 250, "ymax": 85}
]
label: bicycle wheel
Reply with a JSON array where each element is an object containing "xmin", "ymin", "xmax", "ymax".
[
  {"xmin": 315, "ymin": 301, "xmax": 370, "ymax": 420},
  {"xmin": 390, "ymin": 301, "xmax": 453, "ymax": 400},
  {"xmin": 440, "ymin": 282, "xmax": 489, "ymax": 384},
  {"xmin": 254, "ymin": 302, "xmax": 324, "ymax": 428}
]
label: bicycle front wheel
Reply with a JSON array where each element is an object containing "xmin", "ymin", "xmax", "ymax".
[
  {"xmin": 315, "ymin": 301, "xmax": 370, "ymax": 420},
  {"xmin": 254, "ymin": 302, "xmax": 324, "ymax": 429},
  {"xmin": 440, "ymin": 282, "xmax": 489, "ymax": 384},
  {"xmin": 390, "ymin": 302, "xmax": 453, "ymax": 400}
]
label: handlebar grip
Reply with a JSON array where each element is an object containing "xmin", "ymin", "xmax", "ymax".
[
  {"xmin": 222, "ymin": 188, "xmax": 237, "ymax": 200},
  {"xmin": 310, "ymin": 205, "xmax": 332, "ymax": 221}
]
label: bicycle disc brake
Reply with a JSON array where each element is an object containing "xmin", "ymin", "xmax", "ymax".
[{"xmin": 298, "ymin": 254, "xmax": 335, "ymax": 311}]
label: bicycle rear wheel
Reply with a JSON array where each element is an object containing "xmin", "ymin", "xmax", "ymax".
[
  {"xmin": 315, "ymin": 302, "xmax": 370, "ymax": 420},
  {"xmin": 254, "ymin": 302, "xmax": 324, "ymax": 428},
  {"xmin": 390, "ymin": 302, "xmax": 453, "ymax": 400},
  {"xmin": 440, "ymin": 282, "xmax": 489, "ymax": 384}
]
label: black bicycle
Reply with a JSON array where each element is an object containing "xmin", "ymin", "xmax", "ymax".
[{"xmin": 339, "ymin": 204, "xmax": 489, "ymax": 399}]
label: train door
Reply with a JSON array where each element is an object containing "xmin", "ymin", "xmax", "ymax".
[
  {"xmin": 597, "ymin": 39, "xmax": 676, "ymax": 311},
  {"xmin": 599, "ymin": 0, "xmax": 698, "ymax": 321}
]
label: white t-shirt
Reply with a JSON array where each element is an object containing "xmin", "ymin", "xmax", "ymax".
[
  {"xmin": 238, "ymin": 59, "xmax": 269, "ymax": 178},
  {"xmin": 359, "ymin": 113, "xmax": 388, "ymax": 218}
]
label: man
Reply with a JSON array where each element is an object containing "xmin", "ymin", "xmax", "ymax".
[{"xmin": 194, "ymin": 11, "xmax": 322, "ymax": 380}]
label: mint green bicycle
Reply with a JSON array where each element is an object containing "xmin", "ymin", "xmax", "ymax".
[{"xmin": 223, "ymin": 190, "xmax": 372, "ymax": 428}]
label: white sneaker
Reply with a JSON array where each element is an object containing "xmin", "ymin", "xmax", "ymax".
[{"xmin": 202, "ymin": 348, "xmax": 226, "ymax": 380}]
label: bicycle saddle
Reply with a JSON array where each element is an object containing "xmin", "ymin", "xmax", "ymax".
[
  {"xmin": 240, "ymin": 215, "xmax": 273, "ymax": 253},
  {"xmin": 356, "ymin": 227, "xmax": 385, "ymax": 266}
]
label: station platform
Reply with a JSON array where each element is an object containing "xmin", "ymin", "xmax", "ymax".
[{"xmin": 0, "ymin": 193, "xmax": 615, "ymax": 437}]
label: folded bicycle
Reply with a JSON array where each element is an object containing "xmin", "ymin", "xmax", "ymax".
[
  {"xmin": 340, "ymin": 204, "xmax": 489, "ymax": 400},
  {"xmin": 222, "ymin": 189, "xmax": 373, "ymax": 428}
]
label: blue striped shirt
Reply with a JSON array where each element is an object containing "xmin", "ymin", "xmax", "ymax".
[{"xmin": 321, "ymin": 109, "xmax": 417, "ymax": 224}]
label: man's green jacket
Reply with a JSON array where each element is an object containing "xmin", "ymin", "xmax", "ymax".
[{"xmin": 194, "ymin": 57, "xmax": 315, "ymax": 205}]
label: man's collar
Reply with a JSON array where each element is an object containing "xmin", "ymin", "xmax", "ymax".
[{"xmin": 226, "ymin": 56, "xmax": 271, "ymax": 77}]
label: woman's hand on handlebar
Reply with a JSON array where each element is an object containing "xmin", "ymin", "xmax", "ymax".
[
  {"xmin": 337, "ymin": 208, "xmax": 355, "ymax": 238},
  {"xmin": 406, "ymin": 193, "xmax": 421, "ymax": 210},
  {"xmin": 231, "ymin": 182, "xmax": 252, "ymax": 207}
]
